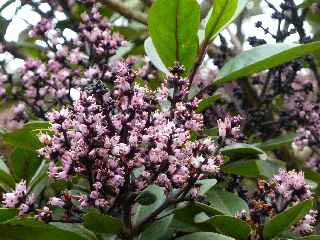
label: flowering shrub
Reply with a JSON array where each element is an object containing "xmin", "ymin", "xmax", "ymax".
[{"xmin": 1, "ymin": 0, "xmax": 320, "ymax": 239}]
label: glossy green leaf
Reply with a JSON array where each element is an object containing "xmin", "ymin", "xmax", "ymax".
[
  {"xmin": 198, "ymin": 179, "xmax": 218, "ymax": 195},
  {"xmin": 148, "ymin": 0, "xmax": 200, "ymax": 73},
  {"xmin": 296, "ymin": 236, "xmax": 320, "ymax": 240},
  {"xmin": 0, "ymin": 157, "xmax": 15, "ymax": 191},
  {"xmin": 205, "ymin": 188, "xmax": 249, "ymax": 216},
  {"xmin": 3, "ymin": 121, "xmax": 51, "ymax": 150},
  {"xmin": 28, "ymin": 160, "xmax": 49, "ymax": 197},
  {"xmin": 0, "ymin": 208, "xmax": 17, "ymax": 222},
  {"xmin": 220, "ymin": 143, "xmax": 265, "ymax": 160},
  {"xmin": 215, "ymin": 42, "xmax": 320, "ymax": 85},
  {"xmin": 255, "ymin": 133, "xmax": 296, "ymax": 151},
  {"xmin": 263, "ymin": 199, "xmax": 313, "ymax": 240},
  {"xmin": 176, "ymin": 232, "xmax": 234, "ymax": 240},
  {"xmin": 204, "ymin": 0, "xmax": 248, "ymax": 42},
  {"xmin": 205, "ymin": 215, "xmax": 250, "ymax": 240},
  {"xmin": 133, "ymin": 185, "xmax": 165, "ymax": 225},
  {"xmin": 144, "ymin": 37, "xmax": 169, "ymax": 74},
  {"xmin": 222, "ymin": 159, "xmax": 285, "ymax": 179},
  {"xmin": 83, "ymin": 211, "xmax": 122, "ymax": 234},
  {"xmin": 137, "ymin": 190, "xmax": 158, "ymax": 206},
  {"xmin": 139, "ymin": 215, "xmax": 173, "ymax": 240},
  {"xmin": 196, "ymin": 93, "xmax": 221, "ymax": 113},
  {"xmin": 0, "ymin": 218, "xmax": 96, "ymax": 240},
  {"xmin": 10, "ymin": 148, "xmax": 42, "ymax": 182}
]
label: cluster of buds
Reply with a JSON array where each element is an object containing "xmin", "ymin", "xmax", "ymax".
[
  {"xmin": 2, "ymin": 180, "xmax": 35, "ymax": 216},
  {"xmin": 29, "ymin": 18, "xmax": 52, "ymax": 38},
  {"xmin": 39, "ymin": 60, "xmax": 225, "ymax": 210},
  {"xmin": 79, "ymin": 6, "xmax": 126, "ymax": 58},
  {"xmin": 217, "ymin": 115, "xmax": 242, "ymax": 144}
]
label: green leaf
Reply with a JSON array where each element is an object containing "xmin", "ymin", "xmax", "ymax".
[
  {"xmin": 3, "ymin": 121, "xmax": 50, "ymax": 150},
  {"xmin": 0, "ymin": 16, "xmax": 9, "ymax": 39},
  {"xmin": 0, "ymin": 157, "xmax": 15, "ymax": 191},
  {"xmin": 222, "ymin": 159, "xmax": 285, "ymax": 179},
  {"xmin": 255, "ymin": 133, "xmax": 296, "ymax": 151},
  {"xmin": 10, "ymin": 148, "xmax": 42, "ymax": 182},
  {"xmin": 198, "ymin": 179, "xmax": 218, "ymax": 195},
  {"xmin": 137, "ymin": 190, "xmax": 158, "ymax": 206},
  {"xmin": 205, "ymin": 215, "xmax": 250, "ymax": 240},
  {"xmin": 176, "ymin": 232, "xmax": 234, "ymax": 240},
  {"xmin": 28, "ymin": 160, "xmax": 49, "ymax": 197},
  {"xmin": 133, "ymin": 185, "xmax": 165, "ymax": 225},
  {"xmin": 83, "ymin": 211, "xmax": 122, "ymax": 234},
  {"xmin": 139, "ymin": 215, "xmax": 173, "ymax": 240},
  {"xmin": 220, "ymin": 143, "xmax": 265, "ymax": 160},
  {"xmin": 296, "ymin": 236, "xmax": 320, "ymax": 240},
  {"xmin": 196, "ymin": 93, "xmax": 221, "ymax": 113},
  {"xmin": 215, "ymin": 42, "xmax": 320, "ymax": 85},
  {"xmin": 205, "ymin": 0, "xmax": 248, "ymax": 42},
  {"xmin": 0, "ymin": 218, "xmax": 96, "ymax": 240},
  {"xmin": 148, "ymin": 0, "xmax": 200, "ymax": 73},
  {"xmin": 144, "ymin": 37, "xmax": 169, "ymax": 74},
  {"xmin": 263, "ymin": 199, "xmax": 314, "ymax": 240},
  {"xmin": 0, "ymin": 208, "xmax": 17, "ymax": 222},
  {"xmin": 205, "ymin": 188, "xmax": 249, "ymax": 216}
]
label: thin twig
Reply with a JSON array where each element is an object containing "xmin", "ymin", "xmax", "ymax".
[{"xmin": 102, "ymin": 0, "xmax": 148, "ymax": 25}]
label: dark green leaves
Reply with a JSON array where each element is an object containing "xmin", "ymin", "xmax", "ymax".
[
  {"xmin": 255, "ymin": 133, "xmax": 296, "ymax": 151},
  {"xmin": 222, "ymin": 159, "xmax": 285, "ymax": 179},
  {"xmin": 205, "ymin": 188, "xmax": 249, "ymax": 216},
  {"xmin": 214, "ymin": 42, "xmax": 320, "ymax": 85},
  {"xmin": 220, "ymin": 143, "xmax": 265, "ymax": 160},
  {"xmin": 205, "ymin": 0, "xmax": 247, "ymax": 42},
  {"xmin": 3, "ymin": 121, "xmax": 51, "ymax": 150},
  {"xmin": 263, "ymin": 199, "xmax": 314, "ymax": 240},
  {"xmin": 196, "ymin": 93, "xmax": 221, "ymax": 113},
  {"xmin": 176, "ymin": 232, "xmax": 234, "ymax": 240},
  {"xmin": 0, "ymin": 218, "xmax": 96, "ymax": 240},
  {"xmin": 206, "ymin": 215, "xmax": 250, "ymax": 240},
  {"xmin": 148, "ymin": 0, "xmax": 200, "ymax": 73},
  {"xmin": 83, "ymin": 212, "xmax": 122, "ymax": 234}
]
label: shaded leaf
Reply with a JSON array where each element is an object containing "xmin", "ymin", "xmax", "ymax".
[
  {"xmin": 176, "ymin": 232, "xmax": 234, "ymax": 240},
  {"xmin": 263, "ymin": 199, "xmax": 313, "ymax": 240},
  {"xmin": 196, "ymin": 93, "xmax": 221, "ymax": 113},
  {"xmin": 220, "ymin": 143, "xmax": 265, "ymax": 160},
  {"xmin": 255, "ymin": 133, "xmax": 296, "ymax": 151},
  {"xmin": 144, "ymin": 37, "xmax": 169, "ymax": 74},
  {"xmin": 222, "ymin": 159, "xmax": 285, "ymax": 179},
  {"xmin": 83, "ymin": 211, "xmax": 122, "ymax": 234},
  {"xmin": 205, "ymin": 215, "xmax": 250, "ymax": 240},
  {"xmin": 214, "ymin": 42, "xmax": 320, "ymax": 85}
]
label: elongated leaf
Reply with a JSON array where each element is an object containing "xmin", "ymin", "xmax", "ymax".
[
  {"xmin": 196, "ymin": 93, "xmax": 221, "ymax": 113},
  {"xmin": 215, "ymin": 42, "xmax": 320, "ymax": 85},
  {"xmin": 296, "ymin": 236, "xmax": 320, "ymax": 240},
  {"xmin": 0, "ymin": 157, "xmax": 15, "ymax": 191},
  {"xmin": 83, "ymin": 211, "xmax": 122, "ymax": 234},
  {"xmin": 10, "ymin": 148, "xmax": 42, "ymax": 182},
  {"xmin": 139, "ymin": 215, "xmax": 173, "ymax": 240},
  {"xmin": 176, "ymin": 232, "xmax": 234, "ymax": 240},
  {"xmin": 205, "ymin": 0, "xmax": 248, "ymax": 42},
  {"xmin": 255, "ymin": 133, "xmax": 296, "ymax": 151},
  {"xmin": 3, "ymin": 121, "xmax": 50, "ymax": 150},
  {"xmin": 220, "ymin": 143, "xmax": 265, "ymax": 160},
  {"xmin": 263, "ymin": 199, "xmax": 313, "ymax": 240},
  {"xmin": 205, "ymin": 188, "xmax": 249, "ymax": 216},
  {"xmin": 0, "ymin": 218, "xmax": 96, "ymax": 240},
  {"xmin": 144, "ymin": 37, "xmax": 169, "ymax": 74},
  {"xmin": 133, "ymin": 185, "xmax": 165, "ymax": 225},
  {"xmin": 28, "ymin": 160, "xmax": 49, "ymax": 197},
  {"xmin": 148, "ymin": 0, "xmax": 200, "ymax": 72},
  {"xmin": 206, "ymin": 215, "xmax": 250, "ymax": 240},
  {"xmin": 222, "ymin": 159, "xmax": 285, "ymax": 179},
  {"xmin": 0, "ymin": 208, "xmax": 17, "ymax": 222}
]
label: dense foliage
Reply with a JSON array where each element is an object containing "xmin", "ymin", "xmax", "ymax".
[{"xmin": 1, "ymin": 0, "xmax": 320, "ymax": 239}]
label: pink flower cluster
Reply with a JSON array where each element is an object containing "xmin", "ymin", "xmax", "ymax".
[
  {"xmin": 18, "ymin": 58, "xmax": 72, "ymax": 112},
  {"xmin": 270, "ymin": 169, "xmax": 312, "ymax": 210},
  {"xmin": 217, "ymin": 115, "xmax": 242, "ymax": 144},
  {"xmin": 39, "ymin": 61, "xmax": 224, "ymax": 209},
  {"xmin": 294, "ymin": 209, "xmax": 318, "ymax": 235},
  {"xmin": 2, "ymin": 180, "xmax": 35, "ymax": 216},
  {"xmin": 79, "ymin": 7, "xmax": 125, "ymax": 58},
  {"xmin": 29, "ymin": 18, "xmax": 52, "ymax": 38}
]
